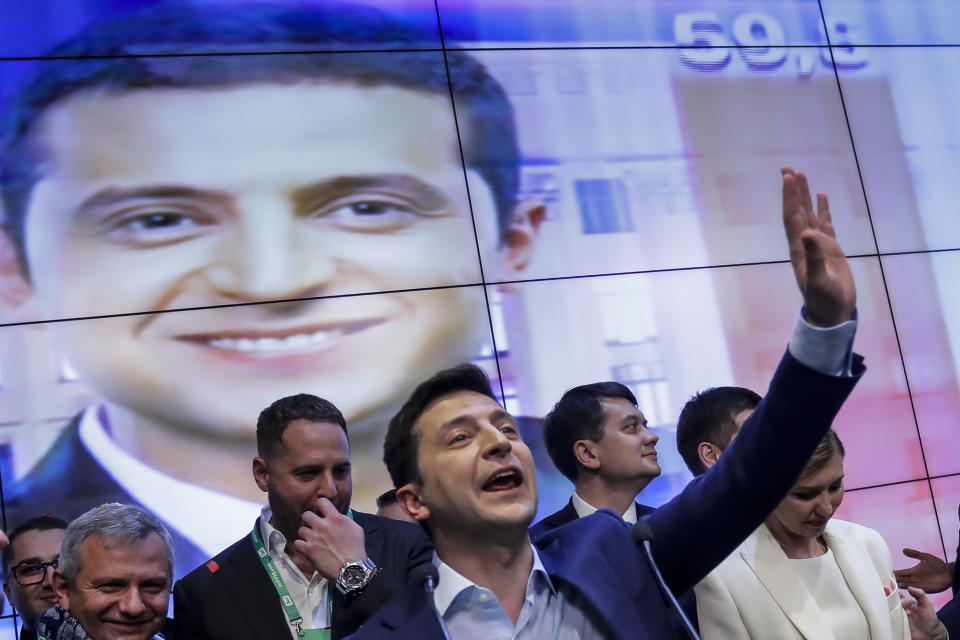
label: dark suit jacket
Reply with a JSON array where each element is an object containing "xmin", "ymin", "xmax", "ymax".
[
  {"xmin": 5, "ymin": 411, "xmax": 207, "ymax": 579},
  {"xmin": 530, "ymin": 497, "xmax": 698, "ymax": 634},
  {"xmin": 940, "ymin": 596, "xmax": 960, "ymax": 639},
  {"xmin": 938, "ymin": 506, "xmax": 960, "ymax": 637},
  {"xmin": 172, "ymin": 512, "xmax": 433, "ymax": 640},
  {"xmin": 17, "ymin": 625, "xmax": 38, "ymax": 640},
  {"xmin": 528, "ymin": 498, "xmax": 655, "ymax": 540},
  {"xmin": 348, "ymin": 350, "xmax": 865, "ymax": 640},
  {"xmin": 954, "ymin": 505, "xmax": 959, "ymax": 597}
]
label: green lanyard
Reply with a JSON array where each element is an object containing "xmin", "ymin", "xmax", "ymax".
[{"xmin": 251, "ymin": 511, "xmax": 354, "ymax": 640}]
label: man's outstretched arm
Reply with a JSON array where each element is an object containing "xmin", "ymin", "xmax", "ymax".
[{"xmin": 647, "ymin": 167, "xmax": 862, "ymax": 594}]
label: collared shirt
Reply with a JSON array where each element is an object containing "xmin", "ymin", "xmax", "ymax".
[
  {"xmin": 789, "ymin": 309, "xmax": 858, "ymax": 376},
  {"xmin": 433, "ymin": 547, "xmax": 605, "ymax": 640},
  {"xmin": 79, "ymin": 406, "xmax": 263, "ymax": 556},
  {"xmin": 259, "ymin": 507, "xmax": 331, "ymax": 639},
  {"xmin": 570, "ymin": 491, "xmax": 637, "ymax": 524}
]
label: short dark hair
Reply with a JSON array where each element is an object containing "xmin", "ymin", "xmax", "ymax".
[
  {"xmin": 375, "ymin": 489, "xmax": 398, "ymax": 509},
  {"xmin": 542, "ymin": 382, "xmax": 638, "ymax": 482},
  {"xmin": 0, "ymin": 2, "xmax": 520, "ymax": 278},
  {"xmin": 676, "ymin": 386, "xmax": 762, "ymax": 476},
  {"xmin": 801, "ymin": 429, "xmax": 846, "ymax": 479},
  {"xmin": 3, "ymin": 515, "xmax": 68, "ymax": 575},
  {"xmin": 384, "ymin": 363, "xmax": 498, "ymax": 488},
  {"xmin": 257, "ymin": 393, "xmax": 347, "ymax": 459}
]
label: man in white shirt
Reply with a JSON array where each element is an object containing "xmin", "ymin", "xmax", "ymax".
[
  {"xmin": 530, "ymin": 381, "xmax": 660, "ymax": 539},
  {"xmin": 172, "ymin": 394, "xmax": 432, "ymax": 640}
]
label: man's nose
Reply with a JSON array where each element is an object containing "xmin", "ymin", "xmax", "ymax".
[
  {"xmin": 642, "ymin": 428, "xmax": 659, "ymax": 446},
  {"xmin": 117, "ymin": 588, "xmax": 147, "ymax": 617},
  {"xmin": 315, "ymin": 471, "xmax": 339, "ymax": 500},
  {"xmin": 202, "ymin": 198, "xmax": 338, "ymax": 301},
  {"xmin": 481, "ymin": 425, "xmax": 513, "ymax": 458},
  {"xmin": 40, "ymin": 565, "xmax": 56, "ymax": 588}
]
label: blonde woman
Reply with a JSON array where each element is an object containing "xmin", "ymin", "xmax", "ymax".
[{"xmin": 695, "ymin": 430, "xmax": 947, "ymax": 640}]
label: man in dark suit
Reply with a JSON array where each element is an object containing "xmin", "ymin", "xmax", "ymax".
[
  {"xmin": 173, "ymin": 394, "xmax": 432, "ymax": 640},
  {"xmin": 675, "ymin": 386, "xmax": 762, "ymax": 477},
  {"xmin": 350, "ymin": 168, "xmax": 863, "ymax": 639},
  {"xmin": 530, "ymin": 381, "xmax": 658, "ymax": 540}
]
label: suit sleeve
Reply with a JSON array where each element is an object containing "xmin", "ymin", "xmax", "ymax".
[
  {"xmin": 646, "ymin": 349, "xmax": 864, "ymax": 593},
  {"xmin": 693, "ymin": 572, "xmax": 752, "ymax": 640},
  {"xmin": 336, "ymin": 520, "xmax": 433, "ymax": 633},
  {"xmin": 172, "ymin": 578, "xmax": 209, "ymax": 640}
]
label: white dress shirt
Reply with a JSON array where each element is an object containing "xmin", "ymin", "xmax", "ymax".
[
  {"xmin": 259, "ymin": 506, "xmax": 331, "ymax": 639},
  {"xmin": 433, "ymin": 547, "xmax": 605, "ymax": 640},
  {"xmin": 570, "ymin": 491, "xmax": 638, "ymax": 524},
  {"xmin": 79, "ymin": 406, "xmax": 262, "ymax": 555}
]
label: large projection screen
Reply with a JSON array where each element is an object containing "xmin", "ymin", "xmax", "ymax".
[{"xmin": 1, "ymin": 0, "xmax": 959, "ymax": 633}]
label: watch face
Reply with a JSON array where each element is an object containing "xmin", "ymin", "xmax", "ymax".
[{"xmin": 342, "ymin": 565, "xmax": 366, "ymax": 588}]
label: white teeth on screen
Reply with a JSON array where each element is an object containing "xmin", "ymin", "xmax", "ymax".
[{"xmin": 207, "ymin": 330, "xmax": 343, "ymax": 352}]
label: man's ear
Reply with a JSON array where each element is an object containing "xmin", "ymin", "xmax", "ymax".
[
  {"xmin": 252, "ymin": 457, "xmax": 270, "ymax": 493},
  {"xmin": 2, "ymin": 581, "xmax": 10, "ymax": 603},
  {"xmin": 496, "ymin": 201, "xmax": 546, "ymax": 279},
  {"xmin": 53, "ymin": 570, "xmax": 70, "ymax": 609},
  {"xmin": 395, "ymin": 483, "xmax": 430, "ymax": 523},
  {"xmin": 697, "ymin": 442, "xmax": 722, "ymax": 471},
  {"xmin": 0, "ymin": 231, "xmax": 34, "ymax": 311},
  {"xmin": 573, "ymin": 440, "xmax": 601, "ymax": 471}
]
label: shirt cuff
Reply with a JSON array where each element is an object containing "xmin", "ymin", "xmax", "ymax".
[{"xmin": 787, "ymin": 308, "xmax": 858, "ymax": 377}]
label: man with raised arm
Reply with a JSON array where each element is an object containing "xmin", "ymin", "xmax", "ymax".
[{"xmin": 350, "ymin": 168, "xmax": 865, "ymax": 639}]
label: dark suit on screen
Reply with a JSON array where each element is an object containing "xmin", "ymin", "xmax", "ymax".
[
  {"xmin": 348, "ymin": 350, "xmax": 864, "ymax": 640},
  {"xmin": 5, "ymin": 413, "xmax": 207, "ymax": 578},
  {"xmin": 529, "ymin": 498, "xmax": 654, "ymax": 540},
  {"xmin": 172, "ymin": 511, "xmax": 433, "ymax": 640}
]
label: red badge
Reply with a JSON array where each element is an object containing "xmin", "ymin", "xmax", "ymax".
[{"xmin": 206, "ymin": 560, "xmax": 220, "ymax": 574}]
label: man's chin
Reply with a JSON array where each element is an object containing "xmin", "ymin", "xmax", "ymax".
[{"xmin": 100, "ymin": 619, "xmax": 161, "ymax": 640}]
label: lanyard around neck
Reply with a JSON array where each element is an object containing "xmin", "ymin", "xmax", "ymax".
[{"xmin": 251, "ymin": 509, "xmax": 354, "ymax": 640}]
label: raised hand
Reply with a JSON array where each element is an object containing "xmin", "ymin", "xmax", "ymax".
[
  {"xmin": 782, "ymin": 166, "xmax": 856, "ymax": 327},
  {"xmin": 293, "ymin": 498, "xmax": 367, "ymax": 581},
  {"xmin": 902, "ymin": 586, "xmax": 949, "ymax": 640},
  {"xmin": 895, "ymin": 548, "xmax": 953, "ymax": 594}
]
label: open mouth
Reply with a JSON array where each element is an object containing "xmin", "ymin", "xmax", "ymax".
[
  {"xmin": 178, "ymin": 319, "xmax": 385, "ymax": 354},
  {"xmin": 482, "ymin": 467, "xmax": 524, "ymax": 492}
]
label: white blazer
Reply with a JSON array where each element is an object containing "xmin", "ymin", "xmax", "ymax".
[{"xmin": 694, "ymin": 519, "xmax": 910, "ymax": 640}]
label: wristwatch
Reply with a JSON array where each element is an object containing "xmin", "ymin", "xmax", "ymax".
[{"xmin": 336, "ymin": 558, "xmax": 377, "ymax": 596}]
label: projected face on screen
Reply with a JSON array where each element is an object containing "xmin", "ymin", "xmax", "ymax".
[{"xmin": 9, "ymin": 82, "xmax": 510, "ymax": 442}]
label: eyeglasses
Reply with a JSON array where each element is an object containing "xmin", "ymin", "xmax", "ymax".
[{"xmin": 9, "ymin": 558, "xmax": 58, "ymax": 586}]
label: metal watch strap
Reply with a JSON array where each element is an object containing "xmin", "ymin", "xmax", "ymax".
[{"xmin": 336, "ymin": 557, "xmax": 377, "ymax": 596}]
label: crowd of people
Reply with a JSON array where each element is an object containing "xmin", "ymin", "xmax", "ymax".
[
  {"xmin": 1, "ymin": 167, "xmax": 955, "ymax": 639},
  {"xmin": 2, "ymin": 2, "xmax": 959, "ymax": 639}
]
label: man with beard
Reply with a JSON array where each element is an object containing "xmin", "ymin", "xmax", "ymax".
[{"xmin": 172, "ymin": 394, "xmax": 432, "ymax": 639}]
